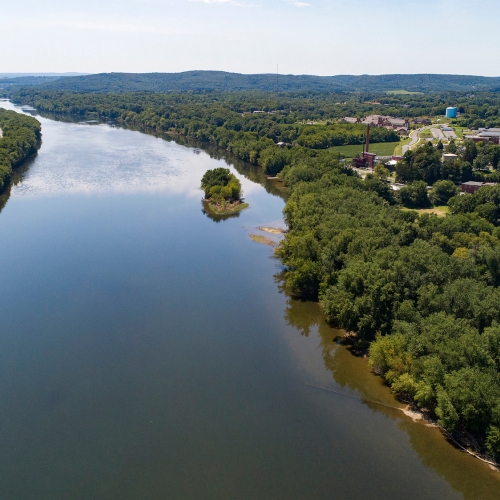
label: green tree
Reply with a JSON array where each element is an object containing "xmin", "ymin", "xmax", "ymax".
[{"xmin": 429, "ymin": 180, "xmax": 458, "ymax": 206}]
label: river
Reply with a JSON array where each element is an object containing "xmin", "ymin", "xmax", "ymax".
[{"xmin": 0, "ymin": 101, "xmax": 499, "ymax": 499}]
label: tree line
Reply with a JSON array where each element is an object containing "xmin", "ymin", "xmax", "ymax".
[{"xmin": 12, "ymin": 87, "xmax": 500, "ymax": 129}]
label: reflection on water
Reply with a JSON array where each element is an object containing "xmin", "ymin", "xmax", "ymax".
[
  {"xmin": 0, "ymin": 153, "xmax": 37, "ymax": 214},
  {"xmin": 33, "ymin": 106, "xmax": 288, "ymax": 200},
  {"xmin": 282, "ymin": 295, "xmax": 500, "ymax": 499},
  {"xmin": 1, "ymin": 101, "xmax": 499, "ymax": 499},
  {"xmin": 201, "ymin": 200, "xmax": 242, "ymax": 223}
]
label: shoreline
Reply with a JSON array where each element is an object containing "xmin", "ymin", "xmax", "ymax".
[
  {"xmin": 339, "ymin": 331, "xmax": 500, "ymax": 470},
  {"xmin": 203, "ymin": 199, "xmax": 249, "ymax": 215}
]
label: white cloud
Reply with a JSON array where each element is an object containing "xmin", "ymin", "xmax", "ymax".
[{"xmin": 289, "ymin": 1, "xmax": 310, "ymax": 6}]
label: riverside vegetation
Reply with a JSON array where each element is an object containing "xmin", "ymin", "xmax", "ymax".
[
  {"xmin": 201, "ymin": 167, "xmax": 247, "ymax": 214},
  {"xmin": 12, "ymin": 89, "xmax": 500, "ymax": 462},
  {"xmin": 0, "ymin": 109, "xmax": 41, "ymax": 190}
]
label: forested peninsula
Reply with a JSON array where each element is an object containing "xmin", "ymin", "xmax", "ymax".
[
  {"xmin": 12, "ymin": 88, "xmax": 500, "ymax": 462},
  {"xmin": 0, "ymin": 109, "xmax": 41, "ymax": 190}
]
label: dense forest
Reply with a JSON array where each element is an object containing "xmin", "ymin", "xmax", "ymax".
[
  {"xmin": 10, "ymin": 88, "xmax": 500, "ymax": 460},
  {"xmin": 12, "ymin": 71, "xmax": 500, "ymax": 93},
  {"xmin": 13, "ymin": 87, "xmax": 500, "ymax": 129},
  {"xmin": 0, "ymin": 109, "xmax": 41, "ymax": 190}
]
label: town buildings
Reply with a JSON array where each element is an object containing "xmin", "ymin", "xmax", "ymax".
[
  {"xmin": 461, "ymin": 181, "xmax": 497, "ymax": 194},
  {"xmin": 413, "ymin": 118, "xmax": 432, "ymax": 125},
  {"xmin": 464, "ymin": 128, "xmax": 500, "ymax": 145},
  {"xmin": 343, "ymin": 115, "xmax": 409, "ymax": 135}
]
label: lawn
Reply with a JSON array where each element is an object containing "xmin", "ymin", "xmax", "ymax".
[
  {"xmin": 401, "ymin": 206, "xmax": 449, "ymax": 217},
  {"xmin": 394, "ymin": 137, "xmax": 411, "ymax": 156},
  {"xmin": 451, "ymin": 127, "xmax": 472, "ymax": 139},
  {"xmin": 328, "ymin": 142, "xmax": 400, "ymax": 157}
]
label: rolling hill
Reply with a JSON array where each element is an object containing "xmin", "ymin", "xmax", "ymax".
[{"xmin": 5, "ymin": 71, "xmax": 500, "ymax": 93}]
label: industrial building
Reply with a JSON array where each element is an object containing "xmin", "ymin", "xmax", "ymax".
[
  {"xmin": 413, "ymin": 118, "xmax": 432, "ymax": 125},
  {"xmin": 446, "ymin": 107, "xmax": 458, "ymax": 119},
  {"xmin": 343, "ymin": 115, "xmax": 409, "ymax": 134},
  {"xmin": 461, "ymin": 181, "xmax": 497, "ymax": 194},
  {"xmin": 464, "ymin": 128, "xmax": 500, "ymax": 144}
]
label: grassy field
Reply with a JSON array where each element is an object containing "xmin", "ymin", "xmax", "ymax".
[
  {"xmin": 328, "ymin": 142, "xmax": 400, "ymax": 157},
  {"xmin": 451, "ymin": 126, "xmax": 472, "ymax": 138},
  {"xmin": 419, "ymin": 129, "xmax": 433, "ymax": 138},
  {"xmin": 394, "ymin": 137, "xmax": 411, "ymax": 156},
  {"xmin": 402, "ymin": 206, "xmax": 449, "ymax": 217}
]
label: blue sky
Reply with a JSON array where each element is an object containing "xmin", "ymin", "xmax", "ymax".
[{"xmin": 2, "ymin": 0, "xmax": 499, "ymax": 76}]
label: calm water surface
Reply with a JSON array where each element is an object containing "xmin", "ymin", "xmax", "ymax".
[{"xmin": 0, "ymin": 101, "xmax": 499, "ymax": 499}]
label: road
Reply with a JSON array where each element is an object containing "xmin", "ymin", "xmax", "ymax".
[
  {"xmin": 402, "ymin": 125, "xmax": 457, "ymax": 154},
  {"xmin": 402, "ymin": 129, "xmax": 420, "ymax": 154},
  {"xmin": 430, "ymin": 127, "xmax": 446, "ymax": 140}
]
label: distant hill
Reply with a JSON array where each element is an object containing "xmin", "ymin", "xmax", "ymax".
[
  {"xmin": 27, "ymin": 71, "xmax": 500, "ymax": 93},
  {"xmin": 0, "ymin": 76, "xmax": 66, "ymax": 87},
  {"xmin": 0, "ymin": 73, "xmax": 87, "ymax": 78}
]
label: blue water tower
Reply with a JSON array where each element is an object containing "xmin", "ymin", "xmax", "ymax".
[{"xmin": 446, "ymin": 107, "xmax": 458, "ymax": 119}]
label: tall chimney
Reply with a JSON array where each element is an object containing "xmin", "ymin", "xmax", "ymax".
[{"xmin": 365, "ymin": 124, "xmax": 370, "ymax": 153}]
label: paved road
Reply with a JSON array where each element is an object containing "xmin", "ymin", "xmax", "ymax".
[
  {"xmin": 443, "ymin": 130, "xmax": 458, "ymax": 139},
  {"xmin": 430, "ymin": 127, "xmax": 446, "ymax": 140},
  {"xmin": 402, "ymin": 129, "xmax": 420, "ymax": 154}
]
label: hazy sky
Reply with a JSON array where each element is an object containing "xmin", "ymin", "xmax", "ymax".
[{"xmin": 2, "ymin": 0, "xmax": 499, "ymax": 76}]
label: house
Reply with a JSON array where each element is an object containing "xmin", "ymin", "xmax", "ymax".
[
  {"xmin": 413, "ymin": 118, "xmax": 432, "ymax": 125},
  {"xmin": 461, "ymin": 181, "xmax": 485, "ymax": 194},
  {"xmin": 385, "ymin": 159, "xmax": 398, "ymax": 171},
  {"xmin": 464, "ymin": 129, "xmax": 500, "ymax": 145},
  {"xmin": 442, "ymin": 153, "xmax": 458, "ymax": 162}
]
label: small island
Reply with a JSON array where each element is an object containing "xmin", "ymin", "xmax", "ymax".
[{"xmin": 201, "ymin": 167, "xmax": 248, "ymax": 215}]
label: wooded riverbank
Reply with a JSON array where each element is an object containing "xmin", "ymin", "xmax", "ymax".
[{"xmin": 0, "ymin": 108, "xmax": 41, "ymax": 190}]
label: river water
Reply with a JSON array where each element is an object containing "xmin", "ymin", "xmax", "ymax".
[{"xmin": 0, "ymin": 101, "xmax": 499, "ymax": 499}]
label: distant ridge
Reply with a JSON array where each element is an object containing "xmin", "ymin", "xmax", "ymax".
[
  {"xmin": 9, "ymin": 71, "xmax": 500, "ymax": 93},
  {"xmin": 0, "ymin": 73, "xmax": 88, "ymax": 78},
  {"xmin": 0, "ymin": 74, "xmax": 90, "ymax": 88}
]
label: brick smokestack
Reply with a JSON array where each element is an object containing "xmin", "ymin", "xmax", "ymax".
[{"xmin": 365, "ymin": 124, "xmax": 370, "ymax": 153}]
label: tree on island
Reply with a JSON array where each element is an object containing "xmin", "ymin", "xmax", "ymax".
[{"xmin": 201, "ymin": 168, "xmax": 243, "ymax": 212}]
